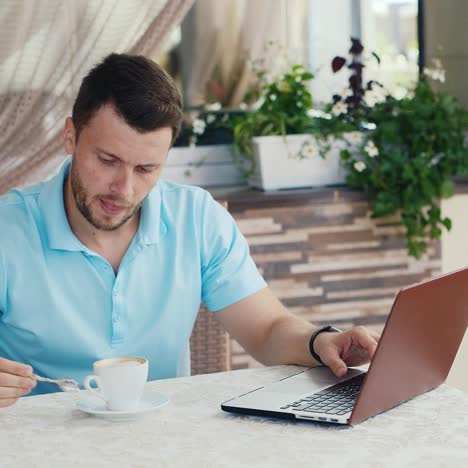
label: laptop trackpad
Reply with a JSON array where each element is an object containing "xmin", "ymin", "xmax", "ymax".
[{"xmin": 266, "ymin": 367, "xmax": 364, "ymax": 395}]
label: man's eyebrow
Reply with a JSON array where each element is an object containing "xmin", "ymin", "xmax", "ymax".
[{"xmin": 95, "ymin": 147, "xmax": 160, "ymax": 168}]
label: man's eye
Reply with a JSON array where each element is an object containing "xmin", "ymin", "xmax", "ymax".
[
  {"xmin": 137, "ymin": 167, "xmax": 153, "ymax": 174},
  {"xmin": 99, "ymin": 157, "xmax": 114, "ymax": 165}
]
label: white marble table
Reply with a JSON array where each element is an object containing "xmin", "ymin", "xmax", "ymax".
[{"xmin": 1, "ymin": 366, "xmax": 467, "ymax": 468}]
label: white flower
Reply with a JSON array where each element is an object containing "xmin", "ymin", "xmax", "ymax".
[
  {"xmin": 365, "ymin": 88, "xmax": 386, "ymax": 107},
  {"xmin": 344, "ymin": 131, "xmax": 364, "ymax": 145},
  {"xmin": 340, "ymin": 87, "xmax": 353, "ymax": 98},
  {"xmin": 393, "ymin": 86, "xmax": 408, "ymax": 100},
  {"xmin": 354, "ymin": 161, "xmax": 366, "ymax": 172},
  {"xmin": 307, "ymin": 109, "xmax": 322, "ymax": 118},
  {"xmin": 295, "ymin": 76, "xmax": 302, "ymax": 82},
  {"xmin": 361, "ymin": 122, "xmax": 377, "ymax": 130},
  {"xmin": 429, "ymin": 153, "xmax": 444, "ymax": 167},
  {"xmin": 424, "ymin": 58, "xmax": 446, "ymax": 83},
  {"xmin": 424, "ymin": 68, "xmax": 435, "ymax": 79},
  {"xmin": 239, "ymin": 102, "xmax": 248, "ymax": 110},
  {"xmin": 296, "ymin": 101, "xmax": 303, "ymax": 107},
  {"xmin": 205, "ymin": 102, "xmax": 222, "ymax": 111},
  {"xmin": 206, "ymin": 114, "xmax": 216, "ymax": 124},
  {"xmin": 269, "ymin": 94, "xmax": 277, "ymax": 101},
  {"xmin": 301, "ymin": 144, "xmax": 316, "ymax": 158},
  {"xmin": 189, "ymin": 136, "xmax": 197, "ymax": 148},
  {"xmin": 331, "ymin": 102, "xmax": 347, "ymax": 116},
  {"xmin": 364, "ymin": 140, "xmax": 379, "ymax": 157},
  {"xmin": 192, "ymin": 118, "xmax": 206, "ymax": 135},
  {"xmin": 433, "ymin": 69, "xmax": 446, "ymax": 83}
]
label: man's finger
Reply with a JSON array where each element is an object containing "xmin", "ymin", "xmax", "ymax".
[
  {"xmin": 319, "ymin": 345, "xmax": 348, "ymax": 378},
  {"xmin": 0, "ymin": 372, "xmax": 36, "ymax": 389},
  {"xmin": 352, "ymin": 327, "xmax": 378, "ymax": 359},
  {"xmin": 0, "ymin": 357, "xmax": 33, "ymax": 377},
  {"xmin": 0, "ymin": 386, "xmax": 32, "ymax": 399},
  {"xmin": 369, "ymin": 330, "xmax": 382, "ymax": 342},
  {"xmin": 0, "ymin": 397, "xmax": 19, "ymax": 408}
]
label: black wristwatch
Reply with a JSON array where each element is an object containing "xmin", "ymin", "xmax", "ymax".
[{"xmin": 308, "ymin": 325, "xmax": 342, "ymax": 365}]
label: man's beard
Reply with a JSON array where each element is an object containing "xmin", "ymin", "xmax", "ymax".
[{"xmin": 70, "ymin": 165, "xmax": 142, "ymax": 231}]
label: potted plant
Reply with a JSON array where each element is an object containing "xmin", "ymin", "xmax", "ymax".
[
  {"xmin": 328, "ymin": 38, "xmax": 468, "ymax": 258},
  {"xmin": 166, "ymin": 105, "xmax": 244, "ymax": 187},
  {"xmin": 231, "ymin": 56, "xmax": 351, "ymax": 190}
]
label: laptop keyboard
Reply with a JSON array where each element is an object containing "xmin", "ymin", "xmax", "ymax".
[{"xmin": 280, "ymin": 373, "xmax": 365, "ymax": 416}]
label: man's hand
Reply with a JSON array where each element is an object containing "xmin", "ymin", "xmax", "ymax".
[
  {"xmin": 313, "ymin": 326, "xmax": 381, "ymax": 378},
  {"xmin": 0, "ymin": 357, "xmax": 37, "ymax": 408}
]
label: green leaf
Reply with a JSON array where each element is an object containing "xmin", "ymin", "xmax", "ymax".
[
  {"xmin": 440, "ymin": 179, "xmax": 455, "ymax": 198},
  {"xmin": 340, "ymin": 149, "xmax": 351, "ymax": 160},
  {"xmin": 442, "ymin": 217, "xmax": 452, "ymax": 231}
]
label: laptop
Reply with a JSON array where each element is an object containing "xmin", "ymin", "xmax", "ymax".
[{"xmin": 222, "ymin": 267, "xmax": 468, "ymax": 425}]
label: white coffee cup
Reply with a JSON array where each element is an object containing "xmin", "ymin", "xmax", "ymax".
[{"xmin": 83, "ymin": 357, "xmax": 148, "ymax": 411}]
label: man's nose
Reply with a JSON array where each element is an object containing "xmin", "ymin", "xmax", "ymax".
[{"xmin": 110, "ymin": 168, "xmax": 133, "ymax": 199}]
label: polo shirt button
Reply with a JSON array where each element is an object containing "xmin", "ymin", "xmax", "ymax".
[{"xmin": 103, "ymin": 266, "xmax": 108, "ymax": 271}]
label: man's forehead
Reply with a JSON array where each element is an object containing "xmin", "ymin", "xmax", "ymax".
[
  {"xmin": 85, "ymin": 104, "xmax": 172, "ymax": 140},
  {"xmin": 80, "ymin": 105, "xmax": 172, "ymax": 163}
]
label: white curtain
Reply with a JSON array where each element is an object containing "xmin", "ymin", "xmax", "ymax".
[
  {"xmin": 179, "ymin": 0, "xmax": 309, "ymax": 108},
  {"xmin": 0, "ymin": 0, "xmax": 195, "ymax": 194}
]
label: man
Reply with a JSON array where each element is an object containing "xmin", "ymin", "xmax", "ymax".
[{"xmin": 0, "ymin": 53, "xmax": 379, "ymax": 408}]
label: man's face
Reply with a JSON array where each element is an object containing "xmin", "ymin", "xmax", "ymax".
[{"xmin": 63, "ymin": 104, "xmax": 172, "ymax": 231}]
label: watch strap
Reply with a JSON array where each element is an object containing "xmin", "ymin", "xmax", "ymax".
[{"xmin": 308, "ymin": 325, "xmax": 342, "ymax": 365}]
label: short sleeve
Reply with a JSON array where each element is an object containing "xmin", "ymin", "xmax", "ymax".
[
  {"xmin": 0, "ymin": 249, "xmax": 6, "ymax": 318},
  {"xmin": 199, "ymin": 193, "xmax": 267, "ymax": 311}
]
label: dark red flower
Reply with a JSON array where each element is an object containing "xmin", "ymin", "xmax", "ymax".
[
  {"xmin": 349, "ymin": 37, "xmax": 364, "ymax": 55},
  {"xmin": 332, "ymin": 56, "xmax": 346, "ymax": 73}
]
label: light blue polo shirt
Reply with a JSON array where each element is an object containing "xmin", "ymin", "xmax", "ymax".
[{"xmin": 0, "ymin": 158, "xmax": 266, "ymax": 395}]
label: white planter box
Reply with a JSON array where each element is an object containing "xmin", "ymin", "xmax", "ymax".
[
  {"xmin": 248, "ymin": 134, "xmax": 347, "ymax": 191},
  {"xmin": 164, "ymin": 144, "xmax": 244, "ymax": 187}
]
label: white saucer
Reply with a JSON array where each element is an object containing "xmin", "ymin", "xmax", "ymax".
[{"xmin": 77, "ymin": 393, "xmax": 169, "ymax": 420}]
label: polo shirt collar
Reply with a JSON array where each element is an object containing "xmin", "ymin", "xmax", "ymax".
[
  {"xmin": 138, "ymin": 181, "xmax": 167, "ymax": 245},
  {"xmin": 38, "ymin": 157, "xmax": 165, "ymax": 251}
]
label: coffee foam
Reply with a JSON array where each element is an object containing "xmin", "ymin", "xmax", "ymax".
[{"xmin": 95, "ymin": 357, "xmax": 146, "ymax": 369}]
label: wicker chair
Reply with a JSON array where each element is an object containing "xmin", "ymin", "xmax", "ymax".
[
  {"xmin": 190, "ymin": 303, "xmax": 231, "ymax": 375},
  {"xmin": 189, "ymin": 200, "xmax": 231, "ymax": 375}
]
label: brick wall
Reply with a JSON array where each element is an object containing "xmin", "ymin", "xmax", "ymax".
[{"xmin": 220, "ymin": 187, "xmax": 441, "ymax": 370}]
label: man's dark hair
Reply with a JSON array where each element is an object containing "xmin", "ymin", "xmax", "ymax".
[{"xmin": 72, "ymin": 53, "xmax": 183, "ymax": 144}]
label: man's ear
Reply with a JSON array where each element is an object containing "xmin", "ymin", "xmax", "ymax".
[{"xmin": 63, "ymin": 117, "xmax": 76, "ymax": 154}]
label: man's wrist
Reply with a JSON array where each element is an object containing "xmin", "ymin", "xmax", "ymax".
[{"xmin": 308, "ymin": 325, "xmax": 342, "ymax": 365}]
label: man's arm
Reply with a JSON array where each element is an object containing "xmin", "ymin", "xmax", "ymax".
[{"xmin": 214, "ymin": 287, "xmax": 380, "ymax": 377}]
